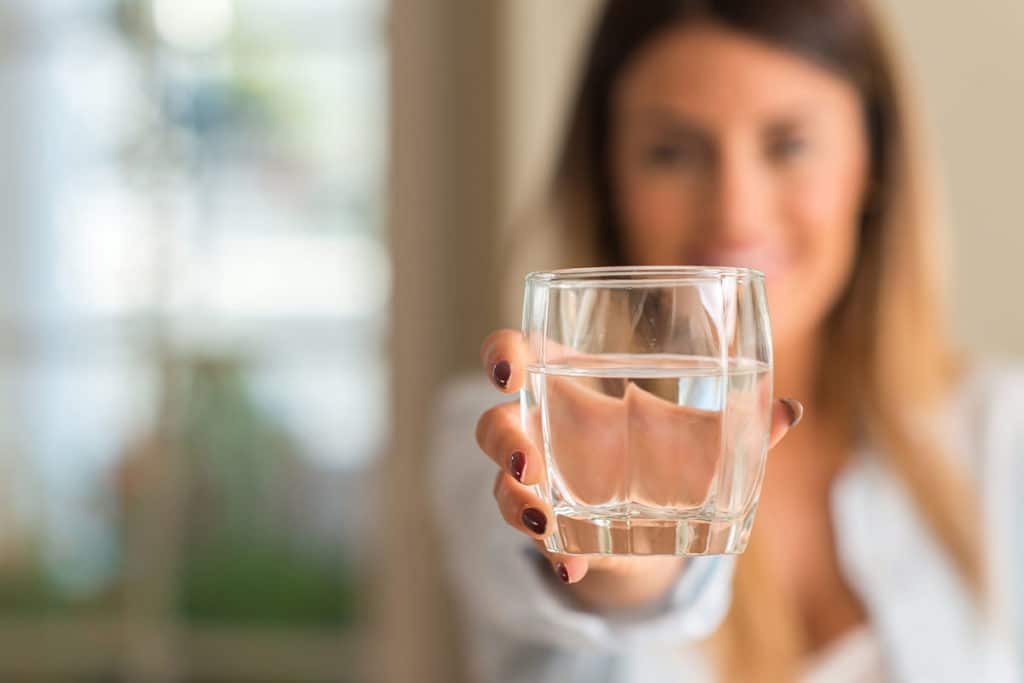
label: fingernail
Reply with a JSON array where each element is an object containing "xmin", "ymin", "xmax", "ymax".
[
  {"xmin": 522, "ymin": 508, "xmax": 547, "ymax": 535},
  {"xmin": 508, "ymin": 451, "xmax": 526, "ymax": 482},
  {"xmin": 492, "ymin": 360, "xmax": 511, "ymax": 389},
  {"xmin": 781, "ymin": 398, "xmax": 804, "ymax": 428},
  {"xmin": 555, "ymin": 562, "xmax": 570, "ymax": 583}
]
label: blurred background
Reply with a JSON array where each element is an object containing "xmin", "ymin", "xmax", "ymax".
[{"xmin": 0, "ymin": 0, "xmax": 1020, "ymax": 681}]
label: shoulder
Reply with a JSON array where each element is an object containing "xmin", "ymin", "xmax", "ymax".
[
  {"xmin": 951, "ymin": 359, "xmax": 1024, "ymax": 658},
  {"xmin": 943, "ymin": 358, "xmax": 1024, "ymax": 538},
  {"xmin": 950, "ymin": 358, "xmax": 1024, "ymax": 464},
  {"xmin": 956, "ymin": 358, "xmax": 1024, "ymax": 409}
]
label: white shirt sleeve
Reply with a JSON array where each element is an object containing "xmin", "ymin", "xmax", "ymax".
[
  {"xmin": 428, "ymin": 376, "xmax": 736, "ymax": 660},
  {"xmin": 965, "ymin": 363, "xmax": 1024, "ymax": 679}
]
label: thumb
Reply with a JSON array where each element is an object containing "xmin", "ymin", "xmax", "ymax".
[{"xmin": 768, "ymin": 398, "xmax": 804, "ymax": 448}]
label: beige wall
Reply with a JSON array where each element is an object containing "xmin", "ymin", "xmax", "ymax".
[
  {"xmin": 879, "ymin": 1, "xmax": 1024, "ymax": 356},
  {"xmin": 498, "ymin": 0, "xmax": 1024, "ymax": 357},
  {"xmin": 496, "ymin": 0, "xmax": 602, "ymax": 227}
]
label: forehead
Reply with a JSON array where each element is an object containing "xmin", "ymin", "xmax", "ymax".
[{"xmin": 613, "ymin": 22, "xmax": 861, "ymax": 126}]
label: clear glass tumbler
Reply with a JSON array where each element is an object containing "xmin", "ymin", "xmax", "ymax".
[{"xmin": 521, "ymin": 266, "xmax": 772, "ymax": 555}]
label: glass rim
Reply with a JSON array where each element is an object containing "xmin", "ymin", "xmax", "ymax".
[{"xmin": 525, "ymin": 265, "xmax": 764, "ymax": 286}]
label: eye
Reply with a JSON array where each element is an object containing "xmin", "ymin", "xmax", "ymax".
[
  {"xmin": 766, "ymin": 135, "xmax": 807, "ymax": 162},
  {"xmin": 644, "ymin": 141, "xmax": 701, "ymax": 168}
]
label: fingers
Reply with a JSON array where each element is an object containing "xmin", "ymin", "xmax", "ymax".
[
  {"xmin": 492, "ymin": 472, "xmax": 589, "ymax": 584},
  {"xmin": 480, "ymin": 329, "xmax": 530, "ymax": 393},
  {"xmin": 475, "ymin": 402, "xmax": 544, "ymax": 486},
  {"xmin": 768, "ymin": 397, "xmax": 804, "ymax": 448},
  {"xmin": 537, "ymin": 544, "xmax": 590, "ymax": 584},
  {"xmin": 492, "ymin": 471, "xmax": 553, "ymax": 541}
]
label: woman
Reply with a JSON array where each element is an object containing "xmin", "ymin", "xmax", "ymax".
[{"xmin": 431, "ymin": 1, "xmax": 1021, "ymax": 680}]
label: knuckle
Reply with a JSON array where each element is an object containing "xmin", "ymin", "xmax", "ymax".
[
  {"xmin": 495, "ymin": 402, "xmax": 519, "ymax": 430},
  {"xmin": 486, "ymin": 406, "xmax": 519, "ymax": 450},
  {"xmin": 475, "ymin": 405, "xmax": 503, "ymax": 450}
]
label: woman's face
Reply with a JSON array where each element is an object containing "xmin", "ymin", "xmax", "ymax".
[{"xmin": 611, "ymin": 22, "xmax": 870, "ymax": 350}]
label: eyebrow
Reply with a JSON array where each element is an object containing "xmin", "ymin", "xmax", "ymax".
[
  {"xmin": 624, "ymin": 109, "xmax": 711, "ymax": 138},
  {"xmin": 625, "ymin": 106, "xmax": 820, "ymax": 137}
]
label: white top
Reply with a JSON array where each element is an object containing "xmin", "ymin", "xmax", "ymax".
[
  {"xmin": 429, "ymin": 363, "xmax": 1023, "ymax": 682},
  {"xmin": 802, "ymin": 626, "xmax": 885, "ymax": 683}
]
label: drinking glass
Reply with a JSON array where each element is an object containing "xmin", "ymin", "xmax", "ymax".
[{"xmin": 521, "ymin": 266, "xmax": 772, "ymax": 555}]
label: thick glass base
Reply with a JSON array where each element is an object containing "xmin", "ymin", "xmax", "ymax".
[{"xmin": 543, "ymin": 506, "xmax": 758, "ymax": 556}]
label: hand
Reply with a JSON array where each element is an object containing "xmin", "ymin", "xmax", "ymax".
[{"xmin": 476, "ymin": 329, "xmax": 802, "ymax": 611}]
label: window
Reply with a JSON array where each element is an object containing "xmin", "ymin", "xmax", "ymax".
[{"xmin": 0, "ymin": 0, "xmax": 386, "ymax": 679}]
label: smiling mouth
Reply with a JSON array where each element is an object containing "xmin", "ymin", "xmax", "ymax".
[{"xmin": 688, "ymin": 248, "xmax": 789, "ymax": 279}]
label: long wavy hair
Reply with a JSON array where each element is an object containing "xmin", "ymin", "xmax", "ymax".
[{"xmin": 517, "ymin": 0, "xmax": 983, "ymax": 680}]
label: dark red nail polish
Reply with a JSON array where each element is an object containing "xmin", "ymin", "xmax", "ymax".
[
  {"xmin": 509, "ymin": 451, "xmax": 526, "ymax": 482},
  {"xmin": 555, "ymin": 562, "xmax": 569, "ymax": 583},
  {"xmin": 781, "ymin": 398, "xmax": 804, "ymax": 427},
  {"xmin": 522, "ymin": 508, "xmax": 547, "ymax": 535},
  {"xmin": 492, "ymin": 360, "xmax": 511, "ymax": 389}
]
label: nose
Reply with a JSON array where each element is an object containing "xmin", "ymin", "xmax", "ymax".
[{"xmin": 705, "ymin": 142, "xmax": 769, "ymax": 244}]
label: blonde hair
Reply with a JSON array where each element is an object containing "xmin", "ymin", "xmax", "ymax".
[{"xmin": 503, "ymin": 1, "xmax": 983, "ymax": 680}]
